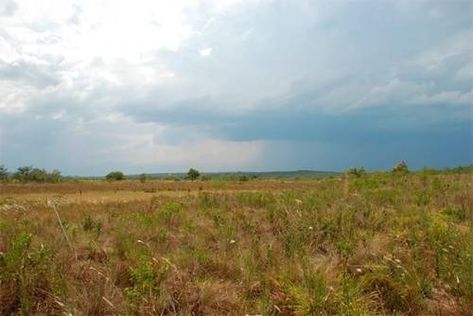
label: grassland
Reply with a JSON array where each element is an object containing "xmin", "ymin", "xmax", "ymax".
[{"xmin": 0, "ymin": 173, "xmax": 472, "ymax": 315}]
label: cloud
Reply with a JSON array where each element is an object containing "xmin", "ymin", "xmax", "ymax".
[
  {"xmin": 199, "ymin": 47, "xmax": 212, "ymax": 56},
  {"xmin": 0, "ymin": 59, "xmax": 60, "ymax": 87},
  {"xmin": 0, "ymin": 0, "xmax": 17, "ymax": 16},
  {"xmin": 0, "ymin": 0, "xmax": 472, "ymax": 174},
  {"xmin": 114, "ymin": 139, "xmax": 265, "ymax": 170}
]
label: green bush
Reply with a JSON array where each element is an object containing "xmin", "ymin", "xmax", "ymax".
[
  {"xmin": 186, "ymin": 168, "xmax": 200, "ymax": 181},
  {"xmin": 12, "ymin": 166, "xmax": 62, "ymax": 183},
  {"xmin": 0, "ymin": 165, "xmax": 8, "ymax": 182},
  {"xmin": 346, "ymin": 167, "xmax": 366, "ymax": 178},
  {"xmin": 105, "ymin": 171, "xmax": 126, "ymax": 181},
  {"xmin": 392, "ymin": 161, "xmax": 409, "ymax": 173}
]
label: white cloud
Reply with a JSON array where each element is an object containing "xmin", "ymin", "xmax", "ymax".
[
  {"xmin": 416, "ymin": 30, "xmax": 473, "ymax": 71},
  {"xmin": 0, "ymin": 80, "xmax": 30, "ymax": 113},
  {"xmin": 0, "ymin": 0, "xmax": 17, "ymax": 16},
  {"xmin": 199, "ymin": 47, "xmax": 213, "ymax": 56},
  {"xmin": 54, "ymin": 111, "xmax": 265, "ymax": 171},
  {"xmin": 0, "ymin": 0, "xmax": 472, "ymax": 173},
  {"xmin": 412, "ymin": 90, "xmax": 473, "ymax": 107},
  {"xmin": 0, "ymin": 0, "xmax": 202, "ymax": 112}
]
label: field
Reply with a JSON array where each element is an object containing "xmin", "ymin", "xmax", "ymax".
[{"xmin": 0, "ymin": 173, "xmax": 472, "ymax": 315}]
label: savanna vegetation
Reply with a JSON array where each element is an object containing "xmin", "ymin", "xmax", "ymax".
[
  {"xmin": 0, "ymin": 166, "xmax": 62, "ymax": 184},
  {"xmin": 106, "ymin": 171, "xmax": 126, "ymax": 182},
  {"xmin": 0, "ymin": 165, "xmax": 472, "ymax": 315}
]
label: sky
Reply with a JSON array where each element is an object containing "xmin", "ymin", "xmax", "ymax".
[{"xmin": 0, "ymin": 0, "xmax": 472, "ymax": 175}]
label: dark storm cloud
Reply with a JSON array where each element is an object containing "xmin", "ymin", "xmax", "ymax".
[{"xmin": 0, "ymin": 0, "xmax": 472, "ymax": 174}]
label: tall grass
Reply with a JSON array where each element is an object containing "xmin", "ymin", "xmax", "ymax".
[{"xmin": 0, "ymin": 173, "xmax": 472, "ymax": 314}]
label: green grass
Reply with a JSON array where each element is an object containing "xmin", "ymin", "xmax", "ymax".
[{"xmin": 0, "ymin": 172, "xmax": 472, "ymax": 315}]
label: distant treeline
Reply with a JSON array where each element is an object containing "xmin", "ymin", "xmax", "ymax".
[
  {"xmin": 0, "ymin": 165, "xmax": 62, "ymax": 183},
  {"xmin": 419, "ymin": 164, "xmax": 473, "ymax": 174},
  {"xmin": 1, "ymin": 163, "xmax": 472, "ymax": 183},
  {"xmin": 346, "ymin": 162, "xmax": 473, "ymax": 178},
  {"xmin": 125, "ymin": 164, "xmax": 473, "ymax": 181},
  {"xmin": 125, "ymin": 170, "xmax": 341, "ymax": 181}
]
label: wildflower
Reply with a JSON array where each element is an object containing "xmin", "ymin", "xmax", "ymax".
[
  {"xmin": 308, "ymin": 226, "xmax": 313, "ymax": 230},
  {"xmin": 230, "ymin": 239, "xmax": 236, "ymax": 244}
]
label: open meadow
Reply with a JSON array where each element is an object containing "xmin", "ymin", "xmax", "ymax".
[{"xmin": 0, "ymin": 172, "xmax": 472, "ymax": 315}]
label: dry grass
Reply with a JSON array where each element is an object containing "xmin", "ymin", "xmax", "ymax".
[{"xmin": 0, "ymin": 173, "xmax": 472, "ymax": 315}]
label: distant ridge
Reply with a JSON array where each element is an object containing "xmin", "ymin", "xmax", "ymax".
[{"xmin": 125, "ymin": 170, "xmax": 341, "ymax": 180}]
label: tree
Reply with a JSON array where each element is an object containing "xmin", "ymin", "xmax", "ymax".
[
  {"xmin": 0, "ymin": 165, "xmax": 8, "ymax": 182},
  {"xmin": 105, "ymin": 171, "xmax": 126, "ymax": 181},
  {"xmin": 11, "ymin": 166, "xmax": 62, "ymax": 183},
  {"xmin": 239, "ymin": 175, "xmax": 249, "ymax": 182},
  {"xmin": 346, "ymin": 167, "xmax": 366, "ymax": 178},
  {"xmin": 49, "ymin": 169, "xmax": 62, "ymax": 183},
  {"xmin": 139, "ymin": 173, "xmax": 147, "ymax": 183},
  {"xmin": 187, "ymin": 168, "xmax": 200, "ymax": 181},
  {"xmin": 13, "ymin": 166, "xmax": 33, "ymax": 183},
  {"xmin": 30, "ymin": 168, "xmax": 48, "ymax": 182},
  {"xmin": 392, "ymin": 160, "xmax": 409, "ymax": 173}
]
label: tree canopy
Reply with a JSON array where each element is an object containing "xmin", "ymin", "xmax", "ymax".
[
  {"xmin": 186, "ymin": 168, "xmax": 200, "ymax": 181},
  {"xmin": 11, "ymin": 166, "xmax": 62, "ymax": 183},
  {"xmin": 105, "ymin": 171, "xmax": 126, "ymax": 181}
]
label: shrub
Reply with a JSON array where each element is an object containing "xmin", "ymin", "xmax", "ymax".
[
  {"xmin": 124, "ymin": 256, "xmax": 169, "ymax": 313},
  {"xmin": 81, "ymin": 215, "xmax": 103, "ymax": 235},
  {"xmin": 105, "ymin": 171, "xmax": 126, "ymax": 181},
  {"xmin": 139, "ymin": 173, "xmax": 147, "ymax": 183},
  {"xmin": 0, "ymin": 165, "xmax": 8, "ymax": 182},
  {"xmin": 239, "ymin": 175, "xmax": 249, "ymax": 182},
  {"xmin": 186, "ymin": 168, "xmax": 200, "ymax": 181},
  {"xmin": 12, "ymin": 166, "xmax": 62, "ymax": 183},
  {"xmin": 346, "ymin": 167, "xmax": 366, "ymax": 178},
  {"xmin": 392, "ymin": 161, "xmax": 409, "ymax": 173},
  {"xmin": 0, "ymin": 232, "xmax": 59, "ymax": 315}
]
